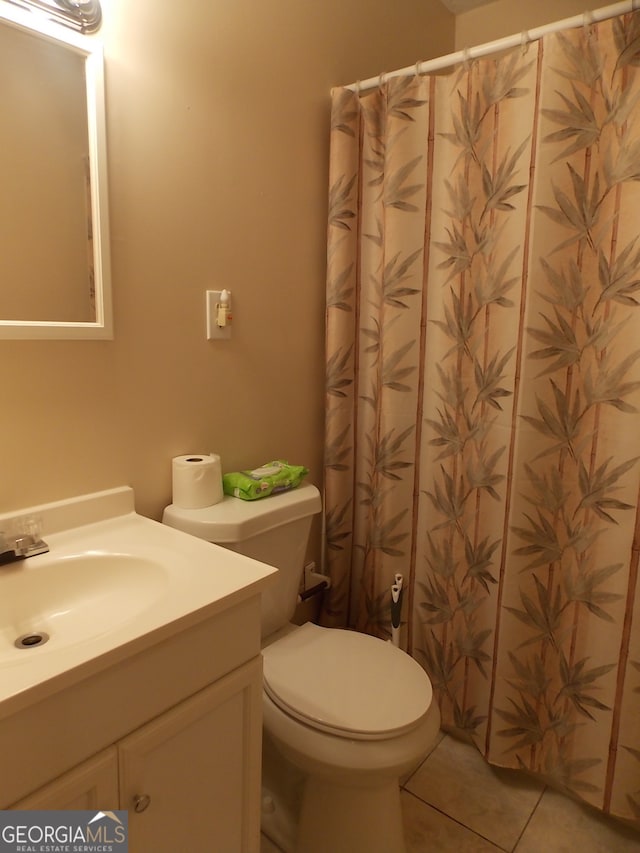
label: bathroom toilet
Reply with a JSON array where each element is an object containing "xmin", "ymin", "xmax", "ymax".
[{"xmin": 163, "ymin": 483, "xmax": 440, "ymax": 853}]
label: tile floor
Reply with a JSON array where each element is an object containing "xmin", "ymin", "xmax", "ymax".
[{"xmin": 261, "ymin": 732, "xmax": 640, "ymax": 852}]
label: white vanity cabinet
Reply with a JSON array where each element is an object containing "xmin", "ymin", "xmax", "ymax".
[
  {"xmin": 3, "ymin": 596, "xmax": 266, "ymax": 853},
  {"xmin": 12, "ymin": 748, "xmax": 120, "ymax": 811},
  {"xmin": 0, "ymin": 486, "xmax": 275, "ymax": 852},
  {"xmin": 11, "ymin": 657, "xmax": 262, "ymax": 852},
  {"xmin": 119, "ymin": 657, "xmax": 262, "ymax": 852}
]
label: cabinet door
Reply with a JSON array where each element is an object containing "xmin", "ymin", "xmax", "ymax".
[
  {"xmin": 119, "ymin": 656, "xmax": 262, "ymax": 853},
  {"xmin": 11, "ymin": 748, "xmax": 119, "ymax": 810}
]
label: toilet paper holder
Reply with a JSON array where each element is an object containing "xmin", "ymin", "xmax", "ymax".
[{"xmin": 297, "ymin": 564, "xmax": 331, "ymax": 603}]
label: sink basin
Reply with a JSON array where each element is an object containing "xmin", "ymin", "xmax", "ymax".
[
  {"xmin": 0, "ymin": 486, "xmax": 276, "ymax": 713},
  {"xmin": 0, "ymin": 552, "xmax": 168, "ymax": 663}
]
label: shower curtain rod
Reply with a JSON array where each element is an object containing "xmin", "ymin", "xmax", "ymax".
[{"xmin": 344, "ymin": 0, "xmax": 639, "ymax": 93}]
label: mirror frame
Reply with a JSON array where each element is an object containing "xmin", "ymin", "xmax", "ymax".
[{"xmin": 0, "ymin": 0, "xmax": 112, "ymax": 340}]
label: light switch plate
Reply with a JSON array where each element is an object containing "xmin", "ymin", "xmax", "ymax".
[{"xmin": 206, "ymin": 290, "xmax": 232, "ymax": 340}]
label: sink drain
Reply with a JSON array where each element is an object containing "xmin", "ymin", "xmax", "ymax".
[{"xmin": 14, "ymin": 631, "xmax": 49, "ymax": 650}]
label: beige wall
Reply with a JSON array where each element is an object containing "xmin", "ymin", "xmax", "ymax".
[
  {"xmin": 455, "ymin": 0, "xmax": 605, "ymax": 48},
  {"xmin": 0, "ymin": 0, "xmax": 454, "ymax": 527}
]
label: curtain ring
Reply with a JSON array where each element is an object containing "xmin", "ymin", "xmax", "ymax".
[
  {"xmin": 414, "ymin": 60, "xmax": 422, "ymax": 79},
  {"xmin": 355, "ymin": 79, "xmax": 361, "ymax": 96},
  {"xmin": 520, "ymin": 30, "xmax": 530, "ymax": 54},
  {"xmin": 379, "ymin": 71, "xmax": 387, "ymax": 88},
  {"xmin": 463, "ymin": 46, "xmax": 471, "ymax": 68},
  {"xmin": 583, "ymin": 10, "xmax": 595, "ymax": 31}
]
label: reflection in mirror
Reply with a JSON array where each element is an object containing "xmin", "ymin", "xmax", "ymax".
[
  {"xmin": 0, "ymin": 24, "xmax": 92, "ymax": 323},
  {"xmin": 0, "ymin": 0, "xmax": 112, "ymax": 339}
]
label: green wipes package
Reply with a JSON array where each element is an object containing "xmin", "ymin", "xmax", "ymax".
[{"xmin": 222, "ymin": 460, "xmax": 308, "ymax": 500}]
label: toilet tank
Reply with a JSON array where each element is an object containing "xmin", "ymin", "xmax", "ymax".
[{"xmin": 162, "ymin": 483, "xmax": 322, "ymax": 638}]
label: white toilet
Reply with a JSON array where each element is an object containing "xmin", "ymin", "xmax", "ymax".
[{"xmin": 163, "ymin": 482, "xmax": 440, "ymax": 853}]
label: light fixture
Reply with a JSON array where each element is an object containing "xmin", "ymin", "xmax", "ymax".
[{"xmin": 4, "ymin": 0, "xmax": 101, "ymax": 33}]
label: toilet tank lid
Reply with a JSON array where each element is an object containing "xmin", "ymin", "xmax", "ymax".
[{"xmin": 162, "ymin": 482, "xmax": 322, "ymax": 543}]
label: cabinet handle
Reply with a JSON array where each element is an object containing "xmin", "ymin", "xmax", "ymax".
[{"xmin": 133, "ymin": 794, "xmax": 151, "ymax": 813}]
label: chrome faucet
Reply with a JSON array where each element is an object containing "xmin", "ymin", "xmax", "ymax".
[{"xmin": 0, "ymin": 524, "xmax": 49, "ymax": 565}]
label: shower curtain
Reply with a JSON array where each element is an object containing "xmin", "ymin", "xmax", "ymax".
[{"xmin": 324, "ymin": 11, "xmax": 640, "ymax": 824}]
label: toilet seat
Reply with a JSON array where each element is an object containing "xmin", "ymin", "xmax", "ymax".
[{"xmin": 262, "ymin": 623, "xmax": 432, "ymax": 741}]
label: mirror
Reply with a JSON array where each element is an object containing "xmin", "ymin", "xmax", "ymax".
[{"xmin": 0, "ymin": 1, "xmax": 112, "ymax": 339}]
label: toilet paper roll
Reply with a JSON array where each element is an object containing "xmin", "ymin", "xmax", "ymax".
[{"xmin": 172, "ymin": 454, "xmax": 224, "ymax": 509}]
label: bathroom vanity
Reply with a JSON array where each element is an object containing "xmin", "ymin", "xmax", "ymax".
[{"xmin": 0, "ymin": 487, "xmax": 276, "ymax": 852}]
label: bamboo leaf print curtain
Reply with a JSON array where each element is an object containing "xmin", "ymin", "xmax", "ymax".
[{"xmin": 324, "ymin": 12, "xmax": 640, "ymax": 824}]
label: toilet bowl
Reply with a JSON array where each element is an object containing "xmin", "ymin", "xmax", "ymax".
[
  {"xmin": 162, "ymin": 483, "xmax": 440, "ymax": 852},
  {"xmin": 261, "ymin": 622, "xmax": 441, "ymax": 853}
]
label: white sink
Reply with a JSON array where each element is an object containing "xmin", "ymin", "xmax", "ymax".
[
  {"xmin": 0, "ymin": 487, "xmax": 276, "ymax": 714},
  {"xmin": 0, "ymin": 552, "xmax": 168, "ymax": 663}
]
